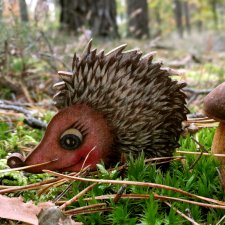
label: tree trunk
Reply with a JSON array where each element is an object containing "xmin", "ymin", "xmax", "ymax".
[
  {"xmin": 0, "ymin": 0, "xmax": 3, "ymax": 20},
  {"xmin": 126, "ymin": 0, "xmax": 149, "ymax": 39},
  {"xmin": 155, "ymin": 7, "xmax": 162, "ymax": 36},
  {"xmin": 59, "ymin": 0, "xmax": 89, "ymax": 33},
  {"xmin": 183, "ymin": 1, "xmax": 191, "ymax": 34},
  {"xmin": 210, "ymin": 1, "xmax": 218, "ymax": 29},
  {"xmin": 196, "ymin": 5, "xmax": 203, "ymax": 32},
  {"xmin": 19, "ymin": 0, "xmax": 29, "ymax": 22},
  {"xmin": 173, "ymin": 0, "xmax": 183, "ymax": 38},
  {"xmin": 59, "ymin": 0, "xmax": 119, "ymax": 38},
  {"xmin": 89, "ymin": 0, "xmax": 119, "ymax": 38}
]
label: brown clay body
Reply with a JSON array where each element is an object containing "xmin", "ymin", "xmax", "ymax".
[{"xmin": 7, "ymin": 41, "xmax": 188, "ymax": 173}]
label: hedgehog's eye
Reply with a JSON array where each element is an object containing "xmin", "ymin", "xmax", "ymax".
[{"xmin": 60, "ymin": 128, "xmax": 83, "ymax": 150}]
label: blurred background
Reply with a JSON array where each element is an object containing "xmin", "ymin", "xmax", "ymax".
[{"xmin": 0, "ymin": 0, "xmax": 225, "ymax": 113}]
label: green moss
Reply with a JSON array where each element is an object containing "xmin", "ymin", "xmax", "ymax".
[
  {"xmin": 0, "ymin": 159, "xmax": 27, "ymax": 186},
  {"xmin": 0, "ymin": 118, "xmax": 224, "ymax": 223}
]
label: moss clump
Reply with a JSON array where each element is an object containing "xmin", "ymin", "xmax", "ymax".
[{"xmin": 0, "ymin": 159, "xmax": 27, "ymax": 186}]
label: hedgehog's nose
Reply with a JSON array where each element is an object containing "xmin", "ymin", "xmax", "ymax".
[{"xmin": 7, "ymin": 153, "xmax": 25, "ymax": 168}]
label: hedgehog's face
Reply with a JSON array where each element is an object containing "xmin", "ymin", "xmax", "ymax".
[{"xmin": 7, "ymin": 104, "xmax": 114, "ymax": 173}]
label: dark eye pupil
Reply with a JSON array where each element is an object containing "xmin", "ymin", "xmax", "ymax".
[{"xmin": 60, "ymin": 134, "xmax": 81, "ymax": 150}]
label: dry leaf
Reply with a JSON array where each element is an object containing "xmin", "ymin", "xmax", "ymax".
[{"xmin": 0, "ymin": 194, "xmax": 52, "ymax": 225}]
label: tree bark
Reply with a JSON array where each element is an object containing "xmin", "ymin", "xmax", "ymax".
[
  {"xmin": 0, "ymin": 0, "xmax": 3, "ymax": 20},
  {"xmin": 89, "ymin": 0, "xmax": 119, "ymax": 38},
  {"xmin": 196, "ymin": 6, "xmax": 203, "ymax": 32},
  {"xmin": 19, "ymin": 0, "xmax": 29, "ymax": 22},
  {"xmin": 59, "ymin": 0, "xmax": 119, "ymax": 38},
  {"xmin": 183, "ymin": 1, "xmax": 191, "ymax": 34},
  {"xmin": 59, "ymin": 0, "xmax": 89, "ymax": 33},
  {"xmin": 210, "ymin": 0, "xmax": 218, "ymax": 29},
  {"xmin": 126, "ymin": 0, "xmax": 149, "ymax": 39},
  {"xmin": 155, "ymin": 6, "xmax": 162, "ymax": 36},
  {"xmin": 173, "ymin": 0, "xmax": 183, "ymax": 38}
]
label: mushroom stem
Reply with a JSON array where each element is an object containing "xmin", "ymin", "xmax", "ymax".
[{"xmin": 211, "ymin": 122, "xmax": 225, "ymax": 165}]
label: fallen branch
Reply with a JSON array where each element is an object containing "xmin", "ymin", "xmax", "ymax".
[
  {"xmin": 183, "ymin": 88, "xmax": 212, "ymax": 95},
  {"xmin": 0, "ymin": 101, "xmax": 47, "ymax": 129},
  {"xmin": 184, "ymin": 87, "xmax": 213, "ymax": 105}
]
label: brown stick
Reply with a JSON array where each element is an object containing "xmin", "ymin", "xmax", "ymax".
[
  {"xmin": 0, "ymin": 101, "xmax": 47, "ymax": 129},
  {"xmin": 65, "ymin": 203, "xmax": 107, "ymax": 215},
  {"xmin": 176, "ymin": 151, "xmax": 225, "ymax": 157},
  {"xmin": 82, "ymin": 194, "xmax": 225, "ymax": 210},
  {"xmin": 44, "ymin": 170, "xmax": 225, "ymax": 207},
  {"xmin": 59, "ymin": 183, "xmax": 97, "ymax": 210},
  {"xmin": 164, "ymin": 202, "xmax": 200, "ymax": 225}
]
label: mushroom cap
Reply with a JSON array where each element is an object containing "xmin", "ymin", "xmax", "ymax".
[{"xmin": 204, "ymin": 82, "xmax": 225, "ymax": 123}]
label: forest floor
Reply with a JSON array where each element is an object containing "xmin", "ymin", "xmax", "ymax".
[{"xmin": 0, "ymin": 24, "xmax": 225, "ymax": 224}]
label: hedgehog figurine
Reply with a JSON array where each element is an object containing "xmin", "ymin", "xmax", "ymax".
[{"xmin": 7, "ymin": 40, "xmax": 188, "ymax": 173}]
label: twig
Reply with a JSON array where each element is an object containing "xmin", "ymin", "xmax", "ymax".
[
  {"xmin": 57, "ymin": 193, "xmax": 225, "ymax": 210},
  {"xmin": 144, "ymin": 156, "xmax": 184, "ymax": 162},
  {"xmin": 113, "ymin": 184, "xmax": 127, "ymax": 203},
  {"xmin": 88, "ymin": 156, "xmax": 184, "ymax": 178},
  {"xmin": 39, "ymin": 30, "xmax": 54, "ymax": 54},
  {"xmin": 0, "ymin": 102, "xmax": 32, "ymax": 115},
  {"xmin": 0, "ymin": 170, "xmax": 82, "ymax": 195},
  {"xmin": 189, "ymin": 137, "xmax": 208, "ymax": 170},
  {"xmin": 186, "ymin": 119, "xmax": 216, "ymax": 124},
  {"xmin": 19, "ymin": 81, "xmax": 34, "ymax": 104},
  {"xmin": 144, "ymin": 156, "xmax": 185, "ymax": 165},
  {"xmin": 187, "ymin": 113, "xmax": 207, "ymax": 119},
  {"xmin": 44, "ymin": 170, "xmax": 225, "ymax": 207},
  {"xmin": 216, "ymin": 215, "xmax": 225, "ymax": 225},
  {"xmin": 51, "ymin": 182, "xmax": 74, "ymax": 202},
  {"xmin": 184, "ymin": 208, "xmax": 196, "ymax": 225},
  {"xmin": 39, "ymin": 166, "xmax": 90, "ymax": 197},
  {"xmin": 0, "ymin": 176, "xmax": 62, "ymax": 194},
  {"xmin": 65, "ymin": 203, "xmax": 107, "ymax": 215},
  {"xmin": 81, "ymin": 146, "xmax": 96, "ymax": 171},
  {"xmin": 59, "ymin": 183, "xmax": 97, "ymax": 210},
  {"xmin": 39, "ymin": 52, "xmax": 71, "ymax": 71},
  {"xmin": 0, "ymin": 159, "xmax": 57, "ymax": 173},
  {"xmin": 0, "ymin": 102, "xmax": 47, "ymax": 129},
  {"xmin": 176, "ymin": 151, "xmax": 225, "ymax": 157},
  {"xmin": 184, "ymin": 88, "xmax": 212, "ymax": 95},
  {"xmin": 0, "ymin": 99, "xmax": 53, "ymax": 107},
  {"xmin": 65, "ymin": 207, "xmax": 112, "ymax": 215},
  {"xmin": 165, "ymin": 202, "xmax": 200, "ymax": 225},
  {"xmin": 184, "ymin": 87, "xmax": 212, "ymax": 105}
]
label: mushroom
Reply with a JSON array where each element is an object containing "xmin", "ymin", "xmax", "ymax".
[{"xmin": 203, "ymin": 82, "xmax": 225, "ymax": 164}]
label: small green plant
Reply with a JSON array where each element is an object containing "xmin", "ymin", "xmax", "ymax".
[
  {"xmin": 203, "ymin": 63, "xmax": 224, "ymax": 82},
  {"xmin": 0, "ymin": 119, "xmax": 224, "ymax": 224},
  {"xmin": 139, "ymin": 195, "xmax": 163, "ymax": 225}
]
